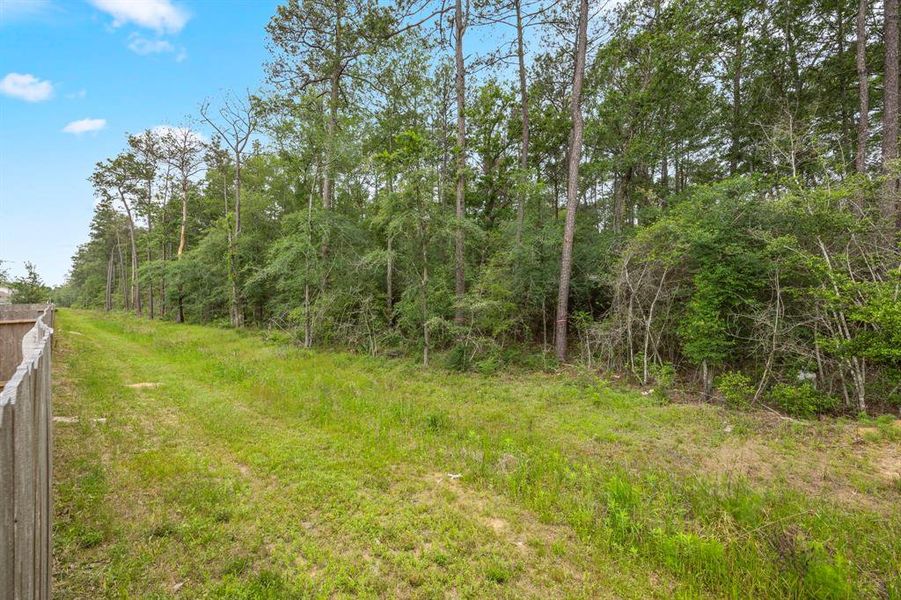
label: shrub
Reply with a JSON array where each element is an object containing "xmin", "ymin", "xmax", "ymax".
[
  {"xmin": 717, "ymin": 371, "xmax": 754, "ymax": 408},
  {"xmin": 768, "ymin": 383, "xmax": 835, "ymax": 418},
  {"xmin": 445, "ymin": 343, "xmax": 471, "ymax": 372},
  {"xmin": 649, "ymin": 362, "xmax": 676, "ymax": 402}
]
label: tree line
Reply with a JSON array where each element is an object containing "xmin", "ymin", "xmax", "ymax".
[{"xmin": 61, "ymin": 0, "xmax": 900, "ymax": 416}]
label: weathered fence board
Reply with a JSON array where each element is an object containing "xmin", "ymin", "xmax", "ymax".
[
  {"xmin": 0, "ymin": 304, "xmax": 53, "ymax": 599},
  {"xmin": 0, "ymin": 304, "xmax": 49, "ymax": 385}
]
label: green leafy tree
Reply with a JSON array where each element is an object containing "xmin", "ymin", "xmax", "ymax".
[{"xmin": 11, "ymin": 262, "xmax": 51, "ymax": 304}]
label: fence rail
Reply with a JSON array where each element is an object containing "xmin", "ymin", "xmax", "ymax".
[{"xmin": 1, "ymin": 304, "xmax": 54, "ymax": 599}]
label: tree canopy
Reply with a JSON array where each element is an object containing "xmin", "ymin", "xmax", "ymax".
[{"xmin": 63, "ymin": 0, "xmax": 900, "ymax": 416}]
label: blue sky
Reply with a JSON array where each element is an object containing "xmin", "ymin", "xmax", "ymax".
[
  {"xmin": 0, "ymin": 0, "xmax": 551, "ymax": 287},
  {"xmin": 0, "ymin": 0, "xmax": 279, "ymax": 286}
]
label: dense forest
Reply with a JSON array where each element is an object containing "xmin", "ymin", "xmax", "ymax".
[{"xmin": 61, "ymin": 0, "xmax": 900, "ymax": 416}]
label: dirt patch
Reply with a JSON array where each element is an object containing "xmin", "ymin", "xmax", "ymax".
[
  {"xmin": 419, "ymin": 473, "xmax": 571, "ymax": 559},
  {"xmin": 53, "ymin": 416, "xmax": 107, "ymax": 424},
  {"xmin": 486, "ymin": 516, "xmax": 508, "ymax": 533},
  {"xmin": 701, "ymin": 427, "xmax": 899, "ymax": 511},
  {"xmin": 126, "ymin": 382, "xmax": 161, "ymax": 389},
  {"xmin": 703, "ymin": 439, "xmax": 774, "ymax": 481},
  {"xmin": 874, "ymin": 448, "xmax": 900, "ymax": 482}
]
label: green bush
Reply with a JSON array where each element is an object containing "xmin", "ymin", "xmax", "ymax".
[
  {"xmin": 768, "ymin": 383, "xmax": 835, "ymax": 418},
  {"xmin": 445, "ymin": 336, "xmax": 501, "ymax": 373},
  {"xmin": 649, "ymin": 362, "xmax": 676, "ymax": 402},
  {"xmin": 476, "ymin": 352, "xmax": 501, "ymax": 375},
  {"xmin": 445, "ymin": 343, "xmax": 472, "ymax": 372},
  {"xmin": 717, "ymin": 371, "xmax": 754, "ymax": 408}
]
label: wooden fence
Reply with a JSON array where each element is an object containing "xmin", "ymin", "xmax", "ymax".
[{"xmin": 1, "ymin": 304, "xmax": 54, "ymax": 599}]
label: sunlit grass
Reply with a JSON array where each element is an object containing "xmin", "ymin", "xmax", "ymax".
[{"xmin": 52, "ymin": 309, "xmax": 900, "ymax": 598}]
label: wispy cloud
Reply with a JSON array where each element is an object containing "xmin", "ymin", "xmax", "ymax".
[
  {"xmin": 62, "ymin": 118, "xmax": 106, "ymax": 135},
  {"xmin": 66, "ymin": 89, "xmax": 87, "ymax": 100},
  {"xmin": 0, "ymin": 0, "xmax": 54, "ymax": 23},
  {"xmin": 89, "ymin": 0, "xmax": 189, "ymax": 34},
  {"xmin": 0, "ymin": 72, "xmax": 53, "ymax": 102},
  {"xmin": 128, "ymin": 33, "xmax": 174, "ymax": 55}
]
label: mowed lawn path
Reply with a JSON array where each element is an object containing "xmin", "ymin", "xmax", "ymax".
[{"xmin": 51, "ymin": 310, "xmax": 899, "ymax": 598}]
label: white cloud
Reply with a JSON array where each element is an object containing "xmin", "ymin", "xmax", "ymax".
[
  {"xmin": 0, "ymin": 73, "xmax": 53, "ymax": 102},
  {"xmin": 89, "ymin": 0, "xmax": 189, "ymax": 34},
  {"xmin": 152, "ymin": 124, "xmax": 206, "ymax": 144},
  {"xmin": 128, "ymin": 33, "xmax": 174, "ymax": 55},
  {"xmin": 62, "ymin": 118, "xmax": 106, "ymax": 134}
]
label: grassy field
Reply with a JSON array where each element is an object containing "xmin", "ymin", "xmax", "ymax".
[{"xmin": 51, "ymin": 309, "xmax": 899, "ymax": 598}]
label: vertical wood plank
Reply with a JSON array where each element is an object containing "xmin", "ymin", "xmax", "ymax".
[
  {"xmin": 13, "ymin": 366, "xmax": 35, "ymax": 600},
  {"xmin": 0, "ymin": 402, "xmax": 14, "ymax": 599},
  {"xmin": 34, "ymin": 351, "xmax": 48, "ymax": 600},
  {"xmin": 42, "ymin": 343, "xmax": 52, "ymax": 599}
]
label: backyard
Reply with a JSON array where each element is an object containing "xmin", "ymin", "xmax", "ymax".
[{"xmin": 52, "ymin": 310, "xmax": 900, "ymax": 598}]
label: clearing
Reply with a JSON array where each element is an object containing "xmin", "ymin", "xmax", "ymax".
[{"xmin": 52, "ymin": 310, "xmax": 899, "ymax": 598}]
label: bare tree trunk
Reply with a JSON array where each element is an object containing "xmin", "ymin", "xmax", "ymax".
[
  {"xmin": 422, "ymin": 229, "xmax": 430, "ymax": 367},
  {"xmin": 146, "ymin": 199, "xmax": 154, "ymax": 319},
  {"xmin": 305, "ymin": 175, "xmax": 314, "ymax": 348},
  {"xmin": 454, "ymin": 0, "xmax": 467, "ymax": 324},
  {"xmin": 119, "ymin": 192, "xmax": 141, "ymax": 316},
  {"xmin": 754, "ymin": 268, "xmax": 782, "ymax": 402},
  {"xmin": 160, "ymin": 173, "xmax": 170, "ymax": 318},
  {"xmin": 784, "ymin": 3, "xmax": 802, "ymax": 101},
  {"xmin": 615, "ymin": 172, "xmax": 625, "ymax": 232},
  {"xmin": 387, "ymin": 234, "xmax": 394, "ymax": 316},
  {"xmin": 177, "ymin": 180, "xmax": 188, "ymax": 257},
  {"xmin": 147, "ymin": 173, "xmax": 154, "ymax": 319},
  {"xmin": 856, "ymin": 0, "xmax": 870, "ymax": 173},
  {"xmin": 883, "ymin": 0, "xmax": 899, "ymax": 224},
  {"xmin": 729, "ymin": 11, "xmax": 745, "ymax": 175},
  {"xmin": 514, "ymin": 0, "xmax": 530, "ymax": 244},
  {"xmin": 838, "ymin": 8, "xmax": 852, "ymax": 160},
  {"xmin": 176, "ymin": 178, "xmax": 189, "ymax": 324},
  {"xmin": 660, "ymin": 154, "xmax": 669, "ymax": 199},
  {"xmin": 304, "ymin": 283, "xmax": 312, "ymax": 348},
  {"xmin": 701, "ymin": 360, "xmax": 712, "ymax": 401},
  {"xmin": 319, "ymin": 16, "xmax": 341, "ymax": 266},
  {"xmin": 231, "ymin": 157, "xmax": 244, "ymax": 328},
  {"xmin": 613, "ymin": 168, "xmax": 631, "ymax": 233},
  {"xmin": 554, "ymin": 0, "xmax": 589, "ymax": 363},
  {"xmin": 128, "ymin": 219, "xmax": 141, "ymax": 316},
  {"xmin": 323, "ymin": 73, "xmax": 338, "ymax": 214},
  {"xmin": 116, "ymin": 233, "xmax": 127, "ymax": 310},
  {"xmin": 105, "ymin": 248, "xmax": 114, "ymax": 311}
]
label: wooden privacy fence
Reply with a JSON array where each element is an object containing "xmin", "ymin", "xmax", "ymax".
[{"xmin": 1, "ymin": 304, "xmax": 54, "ymax": 599}]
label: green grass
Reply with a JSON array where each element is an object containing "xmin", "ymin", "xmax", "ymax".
[{"xmin": 52, "ymin": 309, "xmax": 900, "ymax": 598}]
